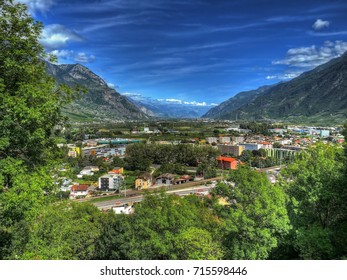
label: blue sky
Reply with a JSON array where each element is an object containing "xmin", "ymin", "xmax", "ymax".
[{"xmin": 19, "ymin": 0, "xmax": 347, "ymax": 106}]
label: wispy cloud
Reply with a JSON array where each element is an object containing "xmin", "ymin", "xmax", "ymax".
[
  {"xmin": 308, "ymin": 3, "xmax": 347, "ymax": 13},
  {"xmin": 40, "ymin": 24, "xmax": 84, "ymax": 49},
  {"xmin": 157, "ymin": 41, "xmax": 247, "ymax": 55},
  {"xmin": 163, "ymin": 22, "xmax": 270, "ymax": 37},
  {"xmin": 50, "ymin": 49, "xmax": 96, "ymax": 64},
  {"xmin": 17, "ymin": 0, "xmax": 55, "ymax": 14},
  {"xmin": 266, "ymin": 73, "xmax": 300, "ymax": 80},
  {"xmin": 308, "ymin": 30, "xmax": 347, "ymax": 37},
  {"xmin": 267, "ymin": 15, "xmax": 316, "ymax": 23},
  {"xmin": 74, "ymin": 52, "xmax": 96, "ymax": 63},
  {"xmin": 80, "ymin": 15, "xmax": 145, "ymax": 33}
]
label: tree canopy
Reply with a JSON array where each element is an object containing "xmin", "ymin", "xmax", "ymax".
[
  {"xmin": 0, "ymin": 0, "xmax": 346, "ymax": 261},
  {"xmin": 211, "ymin": 167, "xmax": 290, "ymax": 259},
  {"xmin": 278, "ymin": 143, "xmax": 347, "ymax": 259},
  {"xmin": 0, "ymin": 0, "xmax": 75, "ymax": 258}
]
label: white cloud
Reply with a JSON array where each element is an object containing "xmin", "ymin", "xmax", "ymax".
[
  {"xmin": 312, "ymin": 19, "xmax": 330, "ymax": 31},
  {"xmin": 123, "ymin": 92, "xmax": 142, "ymax": 97},
  {"xmin": 107, "ymin": 83, "xmax": 115, "ymax": 89},
  {"xmin": 74, "ymin": 52, "xmax": 96, "ymax": 63},
  {"xmin": 122, "ymin": 92, "xmax": 144, "ymax": 101},
  {"xmin": 159, "ymin": 99, "xmax": 214, "ymax": 106},
  {"xmin": 40, "ymin": 24, "xmax": 83, "ymax": 49},
  {"xmin": 17, "ymin": 0, "xmax": 54, "ymax": 14},
  {"xmin": 273, "ymin": 40, "xmax": 347, "ymax": 68},
  {"xmin": 50, "ymin": 49, "xmax": 74, "ymax": 59},
  {"xmin": 165, "ymin": 98, "xmax": 183, "ymax": 104},
  {"xmin": 49, "ymin": 49, "xmax": 95, "ymax": 64},
  {"xmin": 266, "ymin": 75, "xmax": 276, "ymax": 80},
  {"xmin": 266, "ymin": 73, "xmax": 300, "ymax": 80},
  {"xmin": 122, "ymin": 93, "xmax": 215, "ymax": 107},
  {"xmin": 183, "ymin": 101, "xmax": 207, "ymax": 106}
]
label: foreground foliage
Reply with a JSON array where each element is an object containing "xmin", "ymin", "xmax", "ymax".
[
  {"xmin": 0, "ymin": 1, "xmax": 346, "ymax": 260},
  {"xmin": 276, "ymin": 143, "xmax": 347, "ymax": 259},
  {"xmin": 211, "ymin": 167, "xmax": 290, "ymax": 259},
  {"xmin": 0, "ymin": 0, "xmax": 74, "ymax": 258}
]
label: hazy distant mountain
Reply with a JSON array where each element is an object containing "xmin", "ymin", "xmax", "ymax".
[
  {"xmin": 202, "ymin": 85, "xmax": 274, "ymax": 119},
  {"xmin": 126, "ymin": 95, "xmax": 215, "ymax": 118},
  {"xmin": 45, "ymin": 62, "xmax": 149, "ymax": 121},
  {"xmin": 203, "ymin": 52, "xmax": 347, "ymax": 123}
]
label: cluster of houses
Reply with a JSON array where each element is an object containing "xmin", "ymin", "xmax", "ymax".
[
  {"xmin": 67, "ymin": 166, "xmax": 197, "ymax": 199},
  {"xmin": 206, "ymin": 126, "xmax": 344, "ymax": 160},
  {"xmin": 64, "ymin": 138, "xmax": 141, "ymax": 159},
  {"xmin": 61, "ymin": 124, "xmax": 345, "ymax": 200},
  {"xmin": 77, "ymin": 166, "xmax": 99, "ymax": 178},
  {"xmin": 98, "ymin": 170, "xmax": 195, "ymax": 192}
]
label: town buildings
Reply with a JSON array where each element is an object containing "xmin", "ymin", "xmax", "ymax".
[
  {"xmin": 218, "ymin": 144, "xmax": 245, "ymax": 157},
  {"xmin": 135, "ymin": 172, "xmax": 152, "ymax": 190},
  {"xmin": 70, "ymin": 184, "xmax": 90, "ymax": 199},
  {"xmin": 98, "ymin": 174, "xmax": 123, "ymax": 191},
  {"xmin": 217, "ymin": 156, "xmax": 239, "ymax": 170}
]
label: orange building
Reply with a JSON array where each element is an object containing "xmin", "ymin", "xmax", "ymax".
[
  {"xmin": 108, "ymin": 167, "xmax": 124, "ymax": 174},
  {"xmin": 217, "ymin": 156, "xmax": 239, "ymax": 170}
]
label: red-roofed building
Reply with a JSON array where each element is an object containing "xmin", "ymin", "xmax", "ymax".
[
  {"xmin": 108, "ymin": 167, "xmax": 124, "ymax": 174},
  {"xmin": 70, "ymin": 184, "xmax": 90, "ymax": 198},
  {"xmin": 217, "ymin": 156, "xmax": 239, "ymax": 170}
]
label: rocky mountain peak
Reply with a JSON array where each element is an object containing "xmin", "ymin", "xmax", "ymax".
[{"xmin": 45, "ymin": 61, "xmax": 149, "ymax": 121}]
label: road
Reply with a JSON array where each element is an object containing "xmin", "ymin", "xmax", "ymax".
[{"xmin": 92, "ymin": 184, "xmax": 214, "ymax": 210}]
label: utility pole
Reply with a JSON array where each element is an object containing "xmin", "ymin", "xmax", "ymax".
[{"xmin": 122, "ymin": 176, "xmax": 126, "ymax": 197}]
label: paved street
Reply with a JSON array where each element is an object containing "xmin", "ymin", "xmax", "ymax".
[{"xmin": 92, "ymin": 185, "xmax": 214, "ymax": 210}]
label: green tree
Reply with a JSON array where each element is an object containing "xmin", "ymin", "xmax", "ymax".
[
  {"xmin": 0, "ymin": 0, "xmax": 73, "ymax": 168},
  {"xmin": 174, "ymin": 227, "xmax": 223, "ymax": 260},
  {"xmin": 153, "ymin": 162, "xmax": 186, "ymax": 177},
  {"xmin": 20, "ymin": 203, "xmax": 103, "ymax": 260},
  {"xmin": 112, "ymin": 156, "xmax": 125, "ymax": 168},
  {"xmin": 95, "ymin": 191, "xmax": 223, "ymax": 260},
  {"xmin": 239, "ymin": 150, "xmax": 253, "ymax": 163},
  {"xmin": 279, "ymin": 143, "xmax": 347, "ymax": 259},
  {"xmin": 125, "ymin": 143, "xmax": 152, "ymax": 171},
  {"xmin": 0, "ymin": 0, "xmax": 75, "ymax": 258},
  {"xmin": 212, "ymin": 167, "xmax": 290, "ymax": 259}
]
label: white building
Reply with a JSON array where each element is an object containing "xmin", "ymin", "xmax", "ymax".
[
  {"xmin": 219, "ymin": 136, "xmax": 231, "ymax": 144},
  {"xmin": 70, "ymin": 184, "xmax": 89, "ymax": 199},
  {"xmin": 98, "ymin": 173, "xmax": 124, "ymax": 191},
  {"xmin": 240, "ymin": 143, "xmax": 262, "ymax": 151},
  {"xmin": 112, "ymin": 204, "xmax": 134, "ymax": 214}
]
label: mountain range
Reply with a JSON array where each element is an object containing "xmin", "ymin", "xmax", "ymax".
[
  {"xmin": 203, "ymin": 52, "xmax": 347, "ymax": 124},
  {"xmin": 202, "ymin": 85, "xmax": 274, "ymax": 119},
  {"xmin": 45, "ymin": 62, "xmax": 149, "ymax": 121},
  {"xmin": 126, "ymin": 94, "xmax": 215, "ymax": 119},
  {"xmin": 46, "ymin": 51, "xmax": 347, "ymax": 124},
  {"xmin": 45, "ymin": 62, "xmax": 214, "ymax": 121}
]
